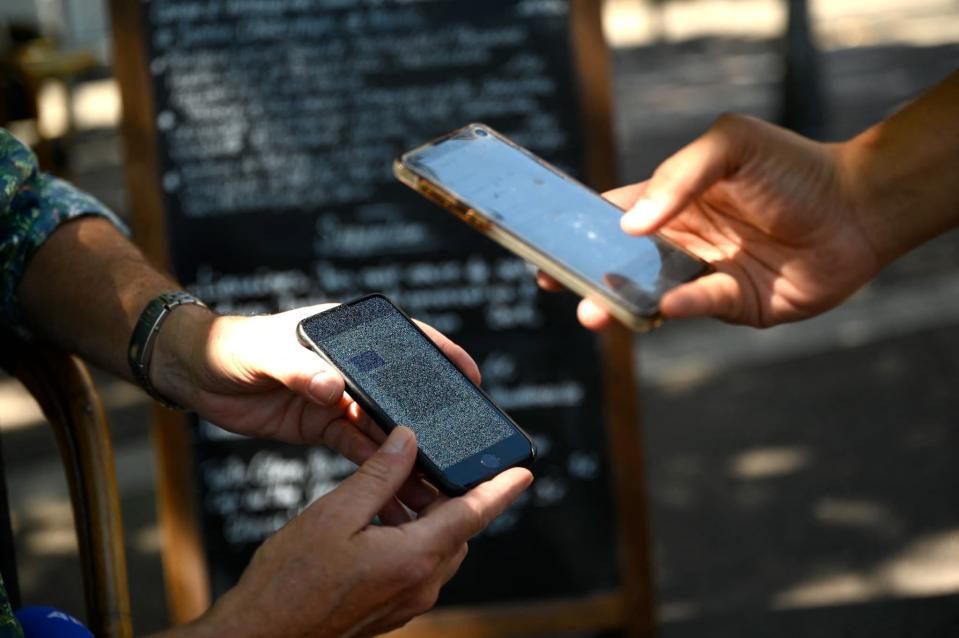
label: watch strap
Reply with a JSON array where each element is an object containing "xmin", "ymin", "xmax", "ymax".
[{"xmin": 128, "ymin": 291, "xmax": 207, "ymax": 410}]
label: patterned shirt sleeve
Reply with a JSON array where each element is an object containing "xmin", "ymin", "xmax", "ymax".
[
  {"xmin": 0, "ymin": 128, "xmax": 128, "ymax": 331},
  {"xmin": 0, "ymin": 572, "xmax": 23, "ymax": 638}
]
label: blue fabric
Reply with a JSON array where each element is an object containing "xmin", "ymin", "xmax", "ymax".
[{"xmin": 14, "ymin": 606, "xmax": 92, "ymax": 638}]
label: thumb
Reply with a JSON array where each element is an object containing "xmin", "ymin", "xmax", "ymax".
[
  {"xmin": 321, "ymin": 426, "xmax": 418, "ymax": 531},
  {"xmin": 260, "ymin": 343, "xmax": 346, "ymax": 406},
  {"xmin": 230, "ymin": 306, "xmax": 346, "ymax": 405},
  {"xmin": 621, "ymin": 113, "xmax": 754, "ymax": 235}
]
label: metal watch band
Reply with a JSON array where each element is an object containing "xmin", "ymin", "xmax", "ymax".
[{"xmin": 127, "ymin": 291, "xmax": 208, "ymax": 410}]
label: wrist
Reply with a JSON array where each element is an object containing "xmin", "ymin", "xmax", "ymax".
[
  {"xmin": 834, "ymin": 133, "xmax": 897, "ymax": 268},
  {"xmin": 837, "ymin": 75, "xmax": 959, "ymax": 268},
  {"xmin": 149, "ymin": 302, "xmax": 217, "ymax": 410},
  {"xmin": 836, "ymin": 129, "xmax": 915, "ymax": 268}
]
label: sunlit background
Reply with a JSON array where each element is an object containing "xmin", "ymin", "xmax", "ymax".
[{"xmin": 2, "ymin": 0, "xmax": 958, "ymax": 635}]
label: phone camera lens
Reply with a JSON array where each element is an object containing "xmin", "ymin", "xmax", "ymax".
[
  {"xmin": 474, "ymin": 127, "xmax": 488, "ymax": 137},
  {"xmin": 480, "ymin": 454, "xmax": 501, "ymax": 469}
]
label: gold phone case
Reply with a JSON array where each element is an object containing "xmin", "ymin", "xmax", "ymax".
[{"xmin": 395, "ymin": 123, "xmax": 671, "ymax": 332}]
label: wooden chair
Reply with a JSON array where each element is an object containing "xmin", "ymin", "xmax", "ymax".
[{"xmin": 0, "ymin": 333, "xmax": 133, "ymax": 638}]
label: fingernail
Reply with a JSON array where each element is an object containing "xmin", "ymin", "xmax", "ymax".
[
  {"xmin": 383, "ymin": 426, "xmax": 413, "ymax": 454},
  {"xmin": 622, "ymin": 198, "xmax": 662, "ymax": 233},
  {"xmin": 308, "ymin": 371, "xmax": 340, "ymax": 405}
]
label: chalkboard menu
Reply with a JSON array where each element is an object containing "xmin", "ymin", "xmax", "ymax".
[{"xmin": 139, "ymin": 0, "xmax": 621, "ymax": 608}]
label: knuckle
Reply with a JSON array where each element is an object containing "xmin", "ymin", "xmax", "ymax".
[
  {"xmin": 325, "ymin": 420, "xmax": 372, "ymax": 465},
  {"xmin": 463, "ymin": 501, "xmax": 489, "ymax": 533},
  {"xmin": 319, "ymin": 417, "xmax": 346, "ymax": 449},
  {"xmin": 650, "ymin": 155, "xmax": 683, "ymax": 188},
  {"xmin": 401, "ymin": 554, "xmax": 438, "ymax": 586},
  {"xmin": 412, "ymin": 587, "xmax": 441, "ymax": 615},
  {"xmin": 712, "ymin": 111, "xmax": 749, "ymax": 133},
  {"xmin": 711, "ymin": 112, "xmax": 765, "ymax": 150},
  {"xmin": 356, "ymin": 456, "xmax": 397, "ymax": 488},
  {"xmin": 448, "ymin": 543, "xmax": 469, "ymax": 572},
  {"xmin": 755, "ymin": 306, "xmax": 776, "ymax": 329}
]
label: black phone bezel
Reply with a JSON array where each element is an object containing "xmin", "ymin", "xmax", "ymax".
[{"xmin": 297, "ymin": 293, "xmax": 536, "ymax": 495}]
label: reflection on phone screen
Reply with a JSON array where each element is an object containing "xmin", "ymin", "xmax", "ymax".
[{"xmin": 406, "ymin": 126, "xmax": 707, "ymax": 315}]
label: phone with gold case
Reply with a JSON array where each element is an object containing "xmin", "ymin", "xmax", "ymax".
[{"xmin": 394, "ymin": 123, "xmax": 711, "ymax": 331}]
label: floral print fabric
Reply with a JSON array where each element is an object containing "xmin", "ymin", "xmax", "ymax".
[{"xmin": 0, "ymin": 128, "xmax": 125, "ymax": 330}]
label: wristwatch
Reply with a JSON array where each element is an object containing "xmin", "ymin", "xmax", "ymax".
[{"xmin": 128, "ymin": 291, "xmax": 208, "ymax": 410}]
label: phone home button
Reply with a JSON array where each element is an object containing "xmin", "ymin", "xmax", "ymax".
[{"xmin": 480, "ymin": 454, "xmax": 501, "ymax": 469}]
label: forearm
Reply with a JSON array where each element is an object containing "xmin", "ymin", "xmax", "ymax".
[
  {"xmin": 16, "ymin": 215, "xmax": 213, "ymax": 385},
  {"xmin": 841, "ymin": 70, "xmax": 959, "ymax": 266}
]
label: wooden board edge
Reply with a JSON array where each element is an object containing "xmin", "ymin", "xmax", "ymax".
[
  {"xmin": 570, "ymin": 2, "xmax": 657, "ymax": 636},
  {"xmin": 386, "ymin": 590, "xmax": 625, "ymax": 638},
  {"xmin": 108, "ymin": 0, "xmax": 212, "ymax": 622}
]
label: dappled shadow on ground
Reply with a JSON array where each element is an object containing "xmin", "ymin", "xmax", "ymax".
[
  {"xmin": 613, "ymin": 37, "xmax": 959, "ymax": 633},
  {"xmin": 641, "ymin": 323, "xmax": 959, "ymax": 633},
  {"xmin": 660, "ymin": 593, "xmax": 959, "ymax": 638}
]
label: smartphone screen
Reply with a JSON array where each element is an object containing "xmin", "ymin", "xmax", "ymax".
[
  {"xmin": 398, "ymin": 124, "xmax": 710, "ymax": 326},
  {"xmin": 299, "ymin": 295, "xmax": 535, "ymax": 494}
]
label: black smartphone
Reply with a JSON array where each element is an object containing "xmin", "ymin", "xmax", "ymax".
[
  {"xmin": 297, "ymin": 294, "xmax": 536, "ymax": 495},
  {"xmin": 394, "ymin": 123, "xmax": 712, "ymax": 331}
]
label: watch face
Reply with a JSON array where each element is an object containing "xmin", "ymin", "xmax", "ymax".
[{"xmin": 160, "ymin": 290, "xmax": 207, "ymax": 309}]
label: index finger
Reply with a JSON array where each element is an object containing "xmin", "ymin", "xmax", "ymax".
[
  {"xmin": 602, "ymin": 181, "xmax": 648, "ymax": 211},
  {"xmin": 577, "ymin": 298, "xmax": 615, "ymax": 331},
  {"xmin": 409, "ymin": 467, "xmax": 533, "ymax": 553},
  {"xmin": 536, "ymin": 270, "xmax": 565, "ymax": 292}
]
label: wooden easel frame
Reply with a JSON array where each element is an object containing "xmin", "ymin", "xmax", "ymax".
[
  {"xmin": 109, "ymin": 1, "xmax": 655, "ymax": 634},
  {"xmin": 109, "ymin": 0, "xmax": 212, "ymax": 622},
  {"xmin": 0, "ymin": 336, "xmax": 133, "ymax": 638}
]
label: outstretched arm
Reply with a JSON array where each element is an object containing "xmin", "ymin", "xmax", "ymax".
[
  {"xmin": 557, "ymin": 70, "xmax": 959, "ymax": 330},
  {"xmin": 16, "ymin": 215, "xmax": 480, "ymax": 464}
]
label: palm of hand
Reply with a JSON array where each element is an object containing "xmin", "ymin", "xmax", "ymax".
[
  {"xmin": 616, "ymin": 138, "xmax": 883, "ymax": 327},
  {"xmin": 193, "ymin": 372, "xmax": 355, "ymax": 445},
  {"xmin": 173, "ymin": 305, "xmax": 479, "ymax": 465},
  {"xmin": 182, "ymin": 308, "xmax": 360, "ymax": 445}
]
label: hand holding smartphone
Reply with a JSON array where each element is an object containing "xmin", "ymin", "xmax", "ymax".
[
  {"xmin": 394, "ymin": 123, "xmax": 712, "ymax": 331},
  {"xmin": 298, "ymin": 294, "xmax": 536, "ymax": 495}
]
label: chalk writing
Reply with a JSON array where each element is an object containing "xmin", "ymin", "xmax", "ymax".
[
  {"xmin": 149, "ymin": 2, "xmax": 572, "ymax": 218},
  {"xmin": 146, "ymin": 0, "xmax": 621, "ymax": 604}
]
